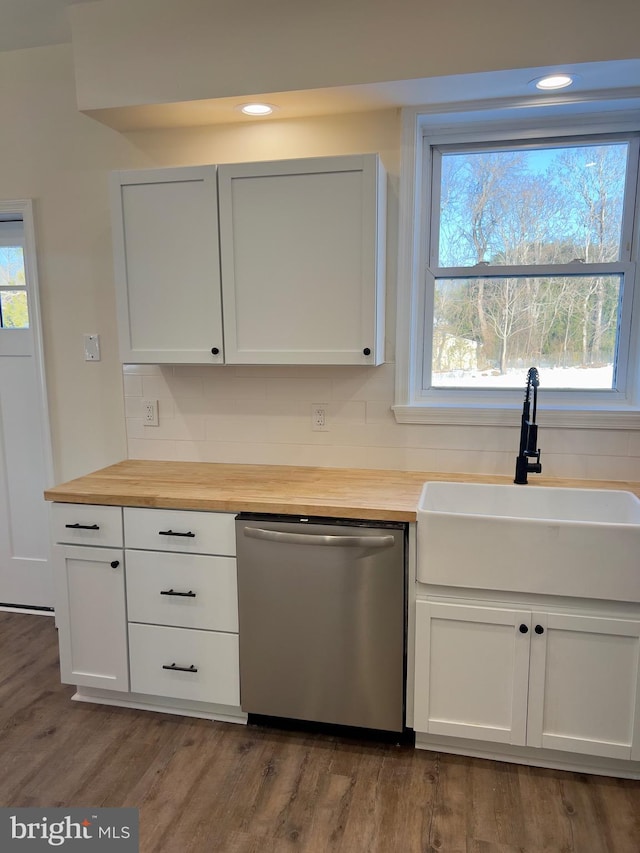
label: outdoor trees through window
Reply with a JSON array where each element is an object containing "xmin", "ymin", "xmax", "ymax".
[
  {"xmin": 0, "ymin": 236, "xmax": 29, "ymax": 330},
  {"xmin": 428, "ymin": 137, "xmax": 636, "ymax": 390}
]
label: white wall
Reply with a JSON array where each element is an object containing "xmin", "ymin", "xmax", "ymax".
[
  {"xmin": 121, "ymin": 118, "xmax": 640, "ymax": 481},
  {"xmin": 2, "ymin": 42, "xmax": 639, "ymax": 483},
  {"xmin": 122, "ymin": 363, "xmax": 640, "ymax": 480},
  {"xmin": 0, "ymin": 45, "xmax": 128, "ymax": 480}
]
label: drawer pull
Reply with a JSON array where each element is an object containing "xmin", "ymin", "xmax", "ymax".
[
  {"xmin": 158, "ymin": 529, "xmax": 196, "ymax": 538},
  {"xmin": 162, "ymin": 662, "xmax": 198, "ymax": 673},
  {"xmin": 160, "ymin": 589, "xmax": 197, "ymax": 598},
  {"xmin": 65, "ymin": 523, "xmax": 100, "ymax": 530}
]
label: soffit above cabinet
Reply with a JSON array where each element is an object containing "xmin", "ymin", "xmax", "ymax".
[
  {"xmin": 62, "ymin": 0, "xmax": 640, "ymax": 131},
  {"xmin": 81, "ymin": 65, "xmax": 640, "ymax": 132},
  {"xmin": 3, "ymin": 3, "xmax": 640, "ymax": 128}
]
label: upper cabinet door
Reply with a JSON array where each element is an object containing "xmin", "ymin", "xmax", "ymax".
[
  {"xmin": 218, "ymin": 155, "xmax": 386, "ymax": 365},
  {"xmin": 110, "ymin": 166, "xmax": 224, "ymax": 364}
]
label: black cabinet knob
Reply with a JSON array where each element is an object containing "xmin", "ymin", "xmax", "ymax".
[
  {"xmin": 110, "ymin": 560, "xmax": 120, "ymax": 569},
  {"xmin": 363, "ymin": 347, "xmax": 371, "ymax": 356},
  {"xmin": 535, "ymin": 624, "xmax": 545, "ymax": 635},
  {"xmin": 211, "ymin": 347, "xmax": 220, "ymax": 355},
  {"xmin": 519, "ymin": 623, "xmax": 528, "ymax": 634}
]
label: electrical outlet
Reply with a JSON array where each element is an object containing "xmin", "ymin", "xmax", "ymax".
[
  {"xmin": 311, "ymin": 404, "xmax": 329, "ymax": 432},
  {"xmin": 83, "ymin": 333, "xmax": 101, "ymax": 361},
  {"xmin": 142, "ymin": 399, "xmax": 159, "ymax": 427}
]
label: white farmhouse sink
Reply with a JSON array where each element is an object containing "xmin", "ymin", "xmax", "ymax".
[{"xmin": 417, "ymin": 482, "xmax": 640, "ymax": 602}]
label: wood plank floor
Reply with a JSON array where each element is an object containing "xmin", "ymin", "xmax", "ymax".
[{"xmin": 1, "ymin": 611, "xmax": 639, "ymax": 852}]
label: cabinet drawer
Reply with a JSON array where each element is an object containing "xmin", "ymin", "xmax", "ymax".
[
  {"xmin": 126, "ymin": 550, "xmax": 238, "ymax": 632},
  {"xmin": 124, "ymin": 508, "xmax": 236, "ymax": 555},
  {"xmin": 128, "ymin": 623, "xmax": 239, "ymax": 705},
  {"xmin": 51, "ymin": 503, "xmax": 123, "ymax": 547}
]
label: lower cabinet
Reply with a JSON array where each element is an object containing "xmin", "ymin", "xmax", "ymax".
[
  {"xmin": 414, "ymin": 600, "xmax": 640, "ymax": 762},
  {"xmin": 52, "ymin": 502, "xmax": 242, "ymax": 719},
  {"xmin": 54, "ymin": 543, "xmax": 129, "ymax": 692},
  {"xmin": 124, "ymin": 515, "xmax": 240, "ymax": 707},
  {"xmin": 128, "ymin": 623, "xmax": 239, "ymax": 705},
  {"xmin": 527, "ymin": 610, "xmax": 640, "ymax": 760}
]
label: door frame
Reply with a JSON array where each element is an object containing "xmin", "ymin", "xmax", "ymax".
[{"xmin": 0, "ymin": 198, "xmax": 55, "ymax": 611}]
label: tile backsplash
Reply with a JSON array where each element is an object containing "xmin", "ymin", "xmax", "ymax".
[{"xmin": 123, "ymin": 364, "xmax": 640, "ymax": 481}]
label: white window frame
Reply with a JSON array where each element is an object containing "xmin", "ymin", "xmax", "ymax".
[
  {"xmin": 0, "ymin": 220, "xmax": 28, "ymax": 330},
  {"xmin": 393, "ymin": 103, "xmax": 640, "ymax": 429}
]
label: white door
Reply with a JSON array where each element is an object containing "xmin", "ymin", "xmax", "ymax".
[
  {"xmin": 54, "ymin": 544, "xmax": 129, "ymax": 691},
  {"xmin": 527, "ymin": 611, "xmax": 640, "ymax": 760},
  {"xmin": 218, "ymin": 154, "xmax": 385, "ymax": 365},
  {"xmin": 0, "ymin": 202, "xmax": 53, "ymax": 608},
  {"xmin": 110, "ymin": 166, "xmax": 224, "ymax": 364},
  {"xmin": 414, "ymin": 600, "xmax": 532, "ymax": 745}
]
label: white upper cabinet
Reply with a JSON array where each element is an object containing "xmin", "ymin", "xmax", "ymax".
[
  {"xmin": 110, "ymin": 155, "xmax": 387, "ymax": 366},
  {"xmin": 218, "ymin": 154, "xmax": 386, "ymax": 365},
  {"xmin": 110, "ymin": 166, "xmax": 224, "ymax": 364}
]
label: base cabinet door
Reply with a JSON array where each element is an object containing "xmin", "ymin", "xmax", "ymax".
[
  {"xmin": 54, "ymin": 544, "xmax": 129, "ymax": 691},
  {"xmin": 527, "ymin": 612, "xmax": 640, "ymax": 761},
  {"xmin": 415, "ymin": 599, "xmax": 640, "ymax": 762},
  {"xmin": 414, "ymin": 601, "xmax": 531, "ymax": 745}
]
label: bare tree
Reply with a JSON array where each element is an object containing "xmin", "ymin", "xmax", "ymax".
[{"xmin": 433, "ymin": 141, "xmax": 626, "ymax": 378}]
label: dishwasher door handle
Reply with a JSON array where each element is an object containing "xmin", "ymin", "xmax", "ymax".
[{"xmin": 242, "ymin": 526, "xmax": 396, "ymax": 548}]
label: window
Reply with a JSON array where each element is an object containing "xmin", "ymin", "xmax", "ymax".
[
  {"xmin": 394, "ymin": 111, "xmax": 640, "ymax": 428},
  {"xmin": 0, "ymin": 221, "xmax": 29, "ymax": 330}
]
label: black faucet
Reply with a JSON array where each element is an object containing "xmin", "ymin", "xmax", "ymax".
[{"xmin": 514, "ymin": 367, "xmax": 542, "ymax": 484}]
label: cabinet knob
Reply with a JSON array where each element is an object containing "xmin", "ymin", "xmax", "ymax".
[
  {"xmin": 211, "ymin": 347, "xmax": 220, "ymax": 355},
  {"xmin": 535, "ymin": 624, "xmax": 545, "ymax": 635},
  {"xmin": 519, "ymin": 623, "xmax": 528, "ymax": 634},
  {"xmin": 110, "ymin": 560, "xmax": 120, "ymax": 569},
  {"xmin": 363, "ymin": 347, "xmax": 371, "ymax": 356}
]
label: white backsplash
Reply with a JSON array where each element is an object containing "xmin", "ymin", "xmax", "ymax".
[{"xmin": 123, "ymin": 364, "xmax": 640, "ymax": 481}]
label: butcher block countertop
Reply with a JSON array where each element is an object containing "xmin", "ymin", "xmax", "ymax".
[{"xmin": 44, "ymin": 460, "xmax": 640, "ymax": 522}]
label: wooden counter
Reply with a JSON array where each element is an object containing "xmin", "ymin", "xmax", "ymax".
[{"xmin": 44, "ymin": 460, "xmax": 640, "ymax": 522}]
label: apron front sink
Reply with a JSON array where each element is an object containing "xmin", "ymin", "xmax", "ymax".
[{"xmin": 417, "ymin": 482, "xmax": 640, "ymax": 602}]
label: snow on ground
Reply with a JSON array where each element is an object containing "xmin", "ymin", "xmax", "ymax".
[{"xmin": 433, "ymin": 365, "xmax": 613, "ymax": 389}]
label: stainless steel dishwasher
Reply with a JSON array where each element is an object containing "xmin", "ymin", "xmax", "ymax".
[{"xmin": 235, "ymin": 514, "xmax": 406, "ymax": 733}]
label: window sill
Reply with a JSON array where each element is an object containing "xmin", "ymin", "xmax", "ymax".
[{"xmin": 392, "ymin": 404, "xmax": 640, "ymax": 430}]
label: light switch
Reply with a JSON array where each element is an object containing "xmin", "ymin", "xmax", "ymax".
[{"xmin": 84, "ymin": 334, "xmax": 101, "ymax": 361}]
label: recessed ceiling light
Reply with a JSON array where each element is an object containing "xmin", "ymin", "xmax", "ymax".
[
  {"xmin": 533, "ymin": 74, "xmax": 575, "ymax": 91},
  {"xmin": 239, "ymin": 103, "xmax": 276, "ymax": 116}
]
